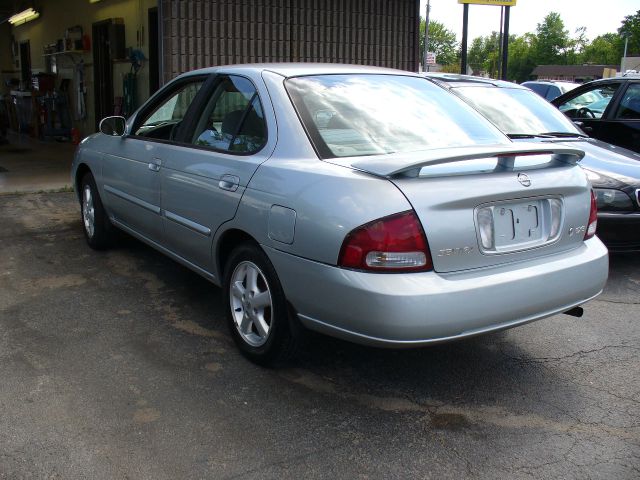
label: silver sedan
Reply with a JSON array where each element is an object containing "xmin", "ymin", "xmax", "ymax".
[{"xmin": 72, "ymin": 64, "xmax": 608, "ymax": 365}]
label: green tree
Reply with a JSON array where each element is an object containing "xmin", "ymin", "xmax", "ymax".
[
  {"xmin": 533, "ymin": 12, "xmax": 572, "ymax": 65},
  {"xmin": 420, "ymin": 19, "xmax": 459, "ymax": 67},
  {"xmin": 619, "ymin": 9, "xmax": 640, "ymax": 56},
  {"xmin": 582, "ymin": 33, "xmax": 624, "ymax": 65},
  {"xmin": 507, "ymin": 33, "xmax": 536, "ymax": 83},
  {"xmin": 468, "ymin": 32, "xmax": 502, "ymax": 77}
]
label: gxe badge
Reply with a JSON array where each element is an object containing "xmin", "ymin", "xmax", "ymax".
[{"xmin": 517, "ymin": 173, "xmax": 531, "ymax": 187}]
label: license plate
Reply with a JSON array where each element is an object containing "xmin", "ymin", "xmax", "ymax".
[{"xmin": 493, "ymin": 200, "xmax": 541, "ymax": 248}]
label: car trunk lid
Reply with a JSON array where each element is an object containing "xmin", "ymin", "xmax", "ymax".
[{"xmin": 348, "ymin": 144, "xmax": 592, "ymax": 273}]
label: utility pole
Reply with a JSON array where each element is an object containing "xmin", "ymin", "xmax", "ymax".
[
  {"xmin": 497, "ymin": 6, "xmax": 504, "ymax": 78},
  {"xmin": 622, "ymin": 34, "xmax": 629, "ymax": 73},
  {"xmin": 500, "ymin": 6, "xmax": 510, "ymax": 80},
  {"xmin": 424, "ymin": 0, "xmax": 431, "ymax": 72},
  {"xmin": 461, "ymin": 3, "xmax": 469, "ymax": 74}
]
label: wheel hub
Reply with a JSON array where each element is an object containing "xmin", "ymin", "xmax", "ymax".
[{"xmin": 229, "ymin": 261, "xmax": 273, "ymax": 347}]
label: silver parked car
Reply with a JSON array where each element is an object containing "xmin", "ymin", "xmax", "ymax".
[{"xmin": 72, "ymin": 64, "xmax": 608, "ymax": 365}]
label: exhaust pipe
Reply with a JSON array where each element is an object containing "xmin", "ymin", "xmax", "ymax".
[{"xmin": 563, "ymin": 306, "xmax": 584, "ymax": 318}]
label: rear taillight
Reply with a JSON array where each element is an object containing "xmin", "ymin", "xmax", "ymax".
[
  {"xmin": 584, "ymin": 190, "xmax": 598, "ymax": 240},
  {"xmin": 338, "ymin": 211, "xmax": 433, "ymax": 272}
]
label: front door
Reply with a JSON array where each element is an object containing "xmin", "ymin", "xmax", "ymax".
[
  {"xmin": 609, "ymin": 82, "xmax": 640, "ymax": 152},
  {"xmin": 101, "ymin": 78, "xmax": 205, "ymax": 244},
  {"xmin": 160, "ymin": 75, "xmax": 274, "ymax": 271},
  {"xmin": 555, "ymin": 82, "xmax": 621, "ymax": 144}
]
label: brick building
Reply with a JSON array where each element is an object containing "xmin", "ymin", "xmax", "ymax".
[{"xmin": 1, "ymin": 0, "xmax": 420, "ymax": 136}]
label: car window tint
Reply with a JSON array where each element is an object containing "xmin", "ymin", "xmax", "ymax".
[
  {"xmin": 286, "ymin": 74, "xmax": 507, "ymax": 159},
  {"xmin": 615, "ymin": 84, "xmax": 640, "ymax": 120},
  {"xmin": 134, "ymin": 81, "xmax": 203, "ymax": 139},
  {"xmin": 558, "ymin": 84, "xmax": 619, "ymax": 119},
  {"xmin": 545, "ymin": 86, "xmax": 560, "ymax": 100},
  {"xmin": 455, "ymin": 86, "xmax": 581, "ymax": 136},
  {"xmin": 523, "ymin": 82, "xmax": 549, "ymax": 98},
  {"xmin": 192, "ymin": 76, "xmax": 266, "ymax": 154}
]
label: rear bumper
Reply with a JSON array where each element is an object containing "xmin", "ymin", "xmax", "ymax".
[
  {"xmin": 265, "ymin": 238, "xmax": 609, "ymax": 347},
  {"xmin": 597, "ymin": 212, "xmax": 640, "ymax": 251}
]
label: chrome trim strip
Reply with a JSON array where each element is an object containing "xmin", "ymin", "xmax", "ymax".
[
  {"xmin": 164, "ymin": 210, "xmax": 212, "ymax": 236},
  {"xmin": 598, "ymin": 212, "xmax": 640, "ymax": 218},
  {"xmin": 103, "ymin": 185, "xmax": 161, "ymax": 214}
]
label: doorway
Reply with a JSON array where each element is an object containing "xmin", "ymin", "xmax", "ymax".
[
  {"xmin": 19, "ymin": 40, "xmax": 31, "ymax": 87},
  {"xmin": 148, "ymin": 7, "xmax": 160, "ymax": 95},
  {"xmin": 92, "ymin": 19, "xmax": 114, "ymax": 130}
]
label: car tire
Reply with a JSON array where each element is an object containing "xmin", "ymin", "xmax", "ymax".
[
  {"xmin": 80, "ymin": 172, "xmax": 113, "ymax": 250},
  {"xmin": 223, "ymin": 242, "xmax": 301, "ymax": 366}
]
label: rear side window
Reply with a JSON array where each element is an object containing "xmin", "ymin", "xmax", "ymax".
[
  {"xmin": 285, "ymin": 74, "xmax": 507, "ymax": 159},
  {"xmin": 615, "ymin": 84, "xmax": 640, "ymax": 120},
  {"xmin": 191, "ymin": 76, "xmax": 267, "ymax": 154},
  {"xmin": 524, "ymin": 83, "xmax": 549, "ymax": 98},
  {"xmin": 545, "ymin": 86, "xmax": 560, "ymax": 100}
]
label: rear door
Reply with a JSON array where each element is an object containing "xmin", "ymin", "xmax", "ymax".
[{"xmin": 160, "ymin": 74, "xmax": 276, "ymax": 271}]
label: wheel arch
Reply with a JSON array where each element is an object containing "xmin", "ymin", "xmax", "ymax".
[
  {"xmin": 75, "ymin": 163, "xmax": 93, "ymax": 202},
  {"xmin": 216, "ymin": 228, "xmax": 260, "ymax": 278}
]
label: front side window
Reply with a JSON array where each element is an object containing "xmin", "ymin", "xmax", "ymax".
[
  {"xmin": 134, "ymin": 81, "xmax": 203, "ymax": 139},
  {"xmin": 615, "ymin": 83, "xmax": 640, "ymax": 120},
  {"xmin": 285, "ymin": 74, "xmax": 507, "ymax": 159},
  {"xmin": 191, "ymin": 76, "xmax": 267, "ymax": 154},
  {"xmin": 558, "ymin": 84, "xmax": 619, "ymax": 120},
  {"xmin": 455, "ymin": 86, "xmax": 581, "ymax": 136}
]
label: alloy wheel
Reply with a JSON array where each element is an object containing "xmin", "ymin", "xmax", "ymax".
[
  {"xmin": 82, "ymin": 185, "xmax": 95, "ymax": 239},
  {"xmin": 229, "ymin": 260, "xmax": 273, "ymax": 347}
]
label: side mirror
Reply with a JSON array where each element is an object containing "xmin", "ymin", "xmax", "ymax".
[{"xmin": 99, "ymin": 116, "xmax": 127, "ymax": 137}]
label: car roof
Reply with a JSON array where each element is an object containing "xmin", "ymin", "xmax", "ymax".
[
  {"xmin": 177, "ymin": 63, "xmax": 416, "ymax": 79},
  {"xmin": 522, "ymin": 80, "xmax": 579, "ymax": 87},
  {"xmin": 423, "ymin": 73, "xmax": 527, "ymax": 90},
  {"xmin": 571, "ymin": 76, "xmax": 637, "ymax": 86}
]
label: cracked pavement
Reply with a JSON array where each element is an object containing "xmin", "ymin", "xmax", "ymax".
[{"xmin": 1, "ymin": 192, "xmax": 638, "ymax": 479}]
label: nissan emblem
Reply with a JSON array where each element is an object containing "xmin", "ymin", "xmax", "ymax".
[{"xmin": 517, "ymin": 173, "xmax": 531, "ymax": 187}]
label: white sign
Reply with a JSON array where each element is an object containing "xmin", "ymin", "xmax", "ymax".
[{"xmin": 426, "ymin": 52, "xmax": 437, "ymax": 65}]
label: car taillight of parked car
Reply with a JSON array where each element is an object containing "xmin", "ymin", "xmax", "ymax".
[
  {"xmin": 585, "ymin": 190, "xmax": 598, "ymax": 240},
  {"xmin": 338, "ymin": 211, "xmax": 433, "ymax": 272}
]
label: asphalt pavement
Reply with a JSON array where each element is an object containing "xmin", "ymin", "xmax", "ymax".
[{"xmin": 1, "ymin": 192, "xmax": 638, "ymax": 479}]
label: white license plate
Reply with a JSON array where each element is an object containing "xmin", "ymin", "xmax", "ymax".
[{"xmin": 493, "ymin": 200, "xmax": 542, "ymax": 248}]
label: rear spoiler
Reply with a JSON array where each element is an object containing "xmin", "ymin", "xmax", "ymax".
[{"xmin": 349, "ymin": 144, "xmax": 585, "ymax": 178}]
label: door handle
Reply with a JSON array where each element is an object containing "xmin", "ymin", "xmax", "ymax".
[
  {"xmin": 574, "ymin": 121, "xmax": 593, "ymax": 134},
  {"xmin": 219, "ymin": 174, "xmax": 240, "ymax": 192},
  {"xmin": 148, "ymin": 158, "xmax": 162, "ymax": 172}
]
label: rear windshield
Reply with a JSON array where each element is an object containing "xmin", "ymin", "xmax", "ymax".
[
  {"xmin": 285, "ymin": 74, "xmax": 508, "ymax": 159},
  {"xmin": 455, "ymin": 86, "xmax": 582, "ymax": 136}
]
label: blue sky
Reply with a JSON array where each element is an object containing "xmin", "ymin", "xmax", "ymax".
[{"xmin": 420, "ymin": 0, "xmax": 638, "ymax": 42}]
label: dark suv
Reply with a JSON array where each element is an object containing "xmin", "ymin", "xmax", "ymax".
[{"xmin": 552, "ymin": 74, "xmax": 640, "ymax": 153}]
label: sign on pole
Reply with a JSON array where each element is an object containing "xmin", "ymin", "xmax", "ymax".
[
  {"xmin": 426, "ymin": 52, "xmax": 436, "ymax": 65},
  {"xmin": 458, "ymin": 0, "xmax": 517, "ymax": 6}
]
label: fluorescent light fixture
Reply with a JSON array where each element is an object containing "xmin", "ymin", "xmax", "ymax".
[{"xmin": 8, "ymin": 8, "xmax": 40, "ymax": 25}]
